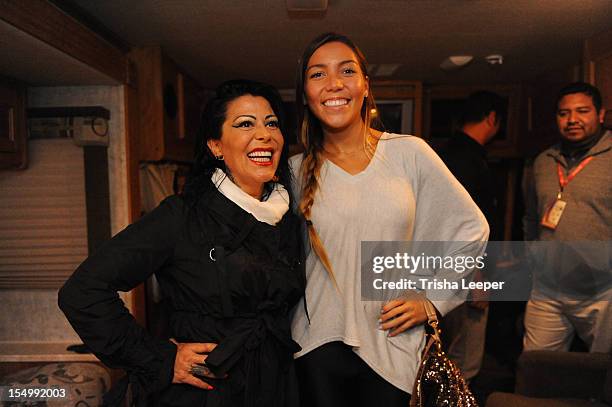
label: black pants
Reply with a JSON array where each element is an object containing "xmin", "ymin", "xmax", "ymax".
[{"xmin": 295, "ymin": 341, "xmax": 410, "ymax": 407}]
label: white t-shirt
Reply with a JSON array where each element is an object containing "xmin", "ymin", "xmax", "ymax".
[{"xmin": 289, "ymin": 133, "xmax": 489, "ymax": 393}]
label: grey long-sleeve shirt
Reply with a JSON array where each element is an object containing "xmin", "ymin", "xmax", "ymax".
[
  {"xmin": 523, "ymin": 130, "xmax": 611, "ymax": 242},
  {"xmin": 522, "ymin": 131, "xmax": 611, "ymax": 297}
]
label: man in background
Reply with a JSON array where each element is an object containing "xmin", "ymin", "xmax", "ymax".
[
  {"xmin": 523, "ymin": 82, "xmax": 611, "ymax": 353},
  {"xmin": 439, "ymin": 90, "xmax": 505, "ymax": 382}
]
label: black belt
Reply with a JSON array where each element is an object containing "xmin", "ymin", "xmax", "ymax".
[{"xmin": 212, "ymin": 312, "xmax": 299, "ymax": 407}]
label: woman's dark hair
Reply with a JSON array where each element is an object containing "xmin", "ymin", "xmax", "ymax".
[{"xmin": 183, "ymin": 79, "xmax": 292, "ymax": 204}]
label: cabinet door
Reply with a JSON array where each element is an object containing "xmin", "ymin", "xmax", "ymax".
[
  {"xmin": 130, "ymin": 47, "xmax": 201, "ymax": 162},
  {"xmin": 162, "ymin": 66, "xmax": 202, "ymax": 161},
  {"xmin": 178, "ymin": 72, "xmax": 203, "ymax": 143},
  {"xmin": 0, "ymin": 80, "xmax": 27, "ymax": 169}
]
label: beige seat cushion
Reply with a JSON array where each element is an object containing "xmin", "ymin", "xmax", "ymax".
[{"xmin": 1, "ymin": 362, "xmax": 110, "ymax": 407}]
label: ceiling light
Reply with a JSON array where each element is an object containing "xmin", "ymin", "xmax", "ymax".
[
  {"xmin": 374, "ymin": 64, "xmax": 401, "ymax": 77},
  {"xmin": 286, "ymin": 0, "xmax": 328, "ymax": 11},
  {"xmin": 485, "ymin": 54, "xmax": 503, "ymax": 65},
  {"xmin": 440, "ymin": 55, "xmax": 473, "ymax": 71}
]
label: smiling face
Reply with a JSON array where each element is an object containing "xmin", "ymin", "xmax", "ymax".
[
  {"xmin": 304, "ymin": 41, "xmax": 369, "ymax": 134},
  {"xmin": 207, "ymin": 95, "xmax": 284, "ymax": 198},
  {"xmin": 556, "ymin": 92, "xmax": 605, "ymax": 143}
]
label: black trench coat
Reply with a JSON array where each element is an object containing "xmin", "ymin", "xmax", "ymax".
[{"xmin": 59, "ymin": 188, "xmax": 305, "ymax": 407}]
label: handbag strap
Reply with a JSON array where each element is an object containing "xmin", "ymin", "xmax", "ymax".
[
  {"xmin": 410, "ymin": 300, "xmax": 443, "ymax": 407},
  {"xmin": 423, "ymin": 300, "xmax": 441, "ymax": 343}
]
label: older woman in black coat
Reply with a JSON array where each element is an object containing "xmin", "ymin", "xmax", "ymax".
[{"xmin": 59, "ymin": 80, "xmax": 304, "ymax": 407}]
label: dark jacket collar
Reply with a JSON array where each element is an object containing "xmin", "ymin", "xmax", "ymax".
[
  {"xmin": 548, "ymin": 130, "xmax": 611, "ymax": 166},
  {"xmin": 451, "ymin": 131, "xmax": 487, "ymax": 158}
]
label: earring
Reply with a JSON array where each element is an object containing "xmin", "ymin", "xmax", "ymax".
[
  {"xmin": 215, "ymin": 154, "xmax": 224, "ymax": 161},
  {"xmin": 364, "ymin": 91, "xmax": 369, "ymax": 98}
]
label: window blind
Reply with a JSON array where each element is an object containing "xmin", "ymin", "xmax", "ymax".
[{"xmin": 0, "ymin": 139, "xmax": 88, "ymax": 288}]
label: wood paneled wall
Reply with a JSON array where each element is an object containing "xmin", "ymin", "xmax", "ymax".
[{"xmin": 584, "ymin": 28, "xmax": 612, "ymax": 128}]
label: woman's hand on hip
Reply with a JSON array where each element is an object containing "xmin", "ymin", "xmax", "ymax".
[
  {"xmin": 379, "ymin": 299, "xmax": 427, "ymax": 337},
  {"xmin": 170, "ymin": 339, "xmax": 222, "ymax": 390}
]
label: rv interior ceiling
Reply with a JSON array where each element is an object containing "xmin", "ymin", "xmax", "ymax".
[{"xmin": 64, "ymin": 0, "xmax": 612, "ymax": 87}]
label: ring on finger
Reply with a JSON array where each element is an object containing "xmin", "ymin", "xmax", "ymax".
[{"xmin": 190, "ymin": 362, "xmax": 212, "ymax": 377}]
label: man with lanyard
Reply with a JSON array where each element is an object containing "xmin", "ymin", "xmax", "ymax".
[{"xmin": 523, "ymin": 81, "xmax": 611, "ymax": 353}]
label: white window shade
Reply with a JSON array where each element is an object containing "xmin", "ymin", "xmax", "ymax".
[{"xmin": 0, "ymin": 138, "xmax": 88, "ymax": 288}]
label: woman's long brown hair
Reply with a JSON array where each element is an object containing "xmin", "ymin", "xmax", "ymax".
[{"xmin": 296, "ymin": 32, "xmax": 381, "ymax": 288}]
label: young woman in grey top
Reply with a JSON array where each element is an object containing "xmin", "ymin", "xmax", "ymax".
[{"xmin": 290, "ymin": 33, "xmax": 489, "ymax": 406}]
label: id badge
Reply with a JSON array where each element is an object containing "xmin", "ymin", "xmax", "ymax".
[{"xmin": 541, "ymin": 199, "xmax": 567, "ymax": 229}]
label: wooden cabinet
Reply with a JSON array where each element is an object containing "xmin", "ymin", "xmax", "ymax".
[
  {"xmin": 371, "ymin": 80, "xmax": 423, "ymax": 137},
  {"xmin": 584, "ymin": 28, "xmax": 612, "ymax": 129},
  {"xmin": 0, "ymin": 78, "xmax": 27, "ymax": 169},
  {"xmin": 129, "ymin": 47, "xmax": 204, "ymax": 162}
]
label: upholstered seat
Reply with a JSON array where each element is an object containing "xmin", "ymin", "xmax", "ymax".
[
  {"xmin": 0, "ymin": 362, "xmax": 110, "ymax": 407},
  {"xmin": 486, "ymin": 351, "xmax": 612, "ymax": 407}
]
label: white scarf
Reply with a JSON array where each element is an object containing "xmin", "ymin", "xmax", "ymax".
[{"xmin": 211, "ymin": 169, "xmax": 289, "ymax": 226}]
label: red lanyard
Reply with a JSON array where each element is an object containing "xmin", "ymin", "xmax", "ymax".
[{"xmin": 556, "ymin": 156, "xmax": 594, "ymax": 192}]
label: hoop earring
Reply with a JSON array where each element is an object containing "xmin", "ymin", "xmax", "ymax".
[{"xmin": 215, "ymin": 154, "xmax": 224, "ymax": 161}]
